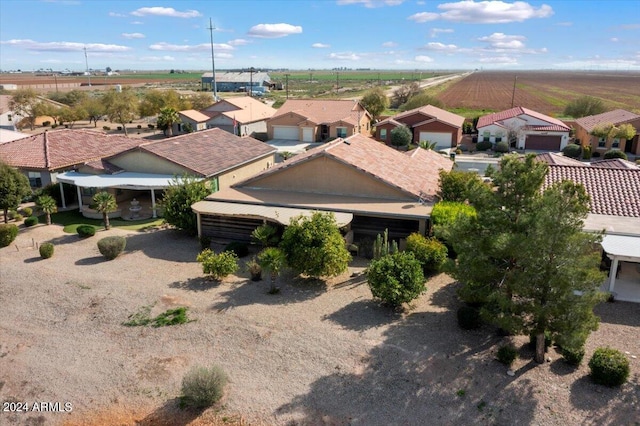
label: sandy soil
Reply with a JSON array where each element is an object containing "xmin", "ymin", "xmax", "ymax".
[{"xmin": 1, "ymin": 223, "xmax": 639, "ymax": 426}]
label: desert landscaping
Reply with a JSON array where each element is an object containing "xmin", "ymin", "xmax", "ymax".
[{"xmin": 1, "ymin": 221, "xmax": 639, "ymax": 425}]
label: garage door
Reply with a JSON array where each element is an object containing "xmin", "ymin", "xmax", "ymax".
[
  {"xmin": 525, "ymin": 135, "xmax": 561, "ymax": 151},
  {"xmin": 273, "ymin": 126, "xmax": 299, "ymax": 140},
  {"xmin": 418, "ymin": 132, "xmax": 452, "ymax": 150},
  {"xmin": 302, "ymin": 127, "xmax": 314, "ymax": 142}
]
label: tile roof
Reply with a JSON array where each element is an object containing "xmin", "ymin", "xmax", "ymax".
[
  {"xmin": 575, "ymin": 109, "xmax": 640, "ymax": 133},
  {"xmin": 179, "ymin": 109, "xmax": 210, "ymax": 122},
  {"xmin": 544, "ymin": 165, "xmax": 640, "ymax": 217},
  {"xmin": 477, "ymin": 106, "xmax": 570, "ymax": 130},
  {"xmin": 393, "ymin": 105, "xmax": 465, "ymax": 128},
  {"xmin": 0, "ymin": 95, "xmax": 12, "ymax": 114},
  {"xmin": 215, "ymin": 96, "xmax": 276, "ymax": 124},
  {"xmin": 83, "ymin": 159, "xmax": 124, "ymax": 174},
  {"xmin": 0, "ymin": 129, "xmax": 145, "ymax": 170},
  {"xmin": 271, "ymin": 99, "xmax": 370, "ymax": 126},
  {"xmin": 590, "ymin": 158, "xmax": 640, "ymax": 170},
  {"xmin": 535, "ymin": 152, "xmax": 587, "ymax": 167},
  {"xmin": 522, "ymin": 124, "xmax": 570, "ymax": 132},
  {"xmin": 240, "ymin": 134, "xmax": 453, "ymax": 201},
  {"xmin": 135, "ymin": 127, "xmax": 276, "ymax": 177}
]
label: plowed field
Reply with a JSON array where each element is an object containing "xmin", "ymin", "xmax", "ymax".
[{"xmin": 437, "ymin": 71, "xmax": 640, "ymax": 116}]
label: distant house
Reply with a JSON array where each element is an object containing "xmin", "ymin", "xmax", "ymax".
[
  {"xmin": 177, "ymin": 110, "xmax": 210, "ymax": 134},
  {"xmin": 192, "ymin": 134, "xmax": 453, "ymax": 244},
  {"xmin": 374, "ymin": 105, "xmax": 464, "ymax": 150},
  {"xmin": 201, "ymin": 71, "xmax": 271, "ymax": 93},
  {"xmin": 201, "ymin": 96, "xmax": 277, "ymax": 136},
  {"xmin": 574, "ymin": 109, "xmax": 640, "ymax": 156},
  {"xmin": 0, "ymin": 95, "xmax": 20, "ymax": 131},
  {"xmin": 477, "ymin": 106, "xmax": 571, "ymax": 151},
  {"xmin": 267, "ymin": 99, "xmax": 372, "ymax": 142}
]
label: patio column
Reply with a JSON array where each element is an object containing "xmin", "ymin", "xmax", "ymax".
[
  {"xmin": 150, "ymin": 189, "xmax": 157, "ymax": 218},
  {"xmin": 197, "ymin": 212, "xmax": 202, "ymax": 238},
  {"xmin": 608, "ymin": 257, "xmax": 619, "ymax": 293},
  {"xmin": 58, "ymin": 182, "xmax": 66, "ymax": 209},
  {"xmin": 76, "ymin": 186, "xmax": 83, "ymax": 211}
]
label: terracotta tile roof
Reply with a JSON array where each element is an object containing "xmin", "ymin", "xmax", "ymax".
[
  {"xmin": 0, "ymin": 129, "xmax": 145, "ymax": 170},
  {"xmin": 545, "ymin": 165, "xmax": 640, "ymax": 217},
  {"xmin": 477, "ymin": 106, "xmax": 569, "ymax": 130},
  {"xmin": 575, "ymin": 109, "xmax": 640, "ymax": 133},
  {"xmin": 271, "ymin": 99, "xmax": 370, "ymax": 126},
  {"xmin": 393, "ymin": 105, "xmax": 465, "ymax": 128},
  {"xmin": 135, "ymin": 127, "xmax": 276, "ymax": 177},
  {"xmin": 535, "ymin": 152, "xmax": 587, "ymax": 167},
  {"xmin": 202, "ymin": 96, "xmax": 276, "ymax": 124},
  {"xmin": 241, "ymin": 134, "xmax": 453, "ymax": 201},
  {"xmin": 0, "ymin": 95, "xmax": 11, "ymax": 114},
  {"xmin": 522, "ymin": 124, "xmax": 570, "ymax": 132},
  {"xmin": 83, "ymin": 159, "xmax": 124, "ymax": 174},
  {"xmin": 179, "ymin": 109, "xmax": 210, "ymax": 122},
  {"xmin": 590, "ymin": 158, "xmax": 640, "ymax": 170}
]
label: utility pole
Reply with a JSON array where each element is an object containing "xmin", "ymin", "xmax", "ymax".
[
  {"xmin": 84, "ymin": 46, "xmax": 91, "ymax": 87},
  {"xmin": 248, "ymin": 66, "xmax": 255, "ymax": 97},
  {"xmin": 510, "ymin": 75, "xmax": 518, "ymax": 108},
  {"xmin": 284, "ymin": 73, "xmax": 290, "ymax": 99},
  {"xmin": 336, "ymin": 71, "xmax": 339, "ymax": 94},
  {"xmin": 207, "ymin": 18, "xmax": 218, "ymax": 101}
]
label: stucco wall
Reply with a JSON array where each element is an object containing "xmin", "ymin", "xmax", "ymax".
[
  {"xmin": 217, "ymin": 154, "xmax": 275, "ymax": 189},
  {"xmin": 109, "ymin": 151, "xmax": 193, "ymax": 175},
  {"xmin": 413, "ymin": 121, "xmax": 459, "ymax": 145}
]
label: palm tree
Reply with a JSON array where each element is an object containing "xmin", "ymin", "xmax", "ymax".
[
  {"xmin": 258, "ymin": 247, "xmax": 286, "ymax": 294},
  {"xmin": 36, "ymin": 195, "xmax": 57, "ymax": 225},
  {"xmin": 93, "ymin": 191, "xmax": 117, "ymax": 230},
  {"xmin": 157, "ymin": 107, "xmax": 181, "ymax": 137},
  {"xmin": 419, "ymin": 140, "xmax": 438, "ymax": 150}
]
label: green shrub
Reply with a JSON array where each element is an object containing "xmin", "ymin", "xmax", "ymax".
[
  {"xmin": 591, "ymin": 151, "xmax": 601, "ymax": 158},
  {"xmin": 197, "ymin": 249, "xmax": 239, "ymax": 280},
  {"xmin": 39, "ymin": 242, "xmax": 54, "ymax": 259},
  {"xmin": 13, "ymin": 213, "xmax": 23, "ymax": 222},
  {"xmin": 561, "ymin": 346, "xmax": 585, "ymax": 367},
  {"xmin": 42, "ymin": 121, "xmax": 51, "ymax": 127},
  {"xmin": 246, "ymin": 256, "xmax": 262, "ymax": 281},
  {"xmin": 582, "ymin": 145, "xmax": 592, "ymax": 160},
  {"xmin": 457, "ymin": 305, "xmax": 482, "ymax": 330},
  {"xmin": 22, "ymin": 207, "xmax": 33, "ymax": 217},
  {"xmin": 603, "ymin": 149, "xmax": 628, "ymax": 160},
  {"xmin": 588, "ymin": 347, "xmax": 630, "ymax": 386},
  {"xmin": 24, "ymin": 216, "xmax": 39, "ymax": 227},
  {"xmin": 103, "ymin": 126, "xmax": 111, "ymax": 131},
  {"xmin": 405, "ymin": 233, "xmax": 448, "ymax": 274},
  {"xmin": 97, "ymin": 236, "xmax": 127, "ymax": 260},
  {"xmin": 494, "ymin": 141, "xmax": 509, "ymax": 153},
  {"xmin": 497, "ymin": 344, "xmax": 518, "ymax": 366},
  {"xmin": 0, "ymin": 224, "xmax": 19, "ymax": 247},
  {"xmin": 562, "ymin": 143, "xmax": 582, "ymax": 158},
  {"xmin": 476, "ymin": 140, "xmax": 492, "ymax": 151},
  {"xmin": 7, "ymin": 210, "xmax": 16, "ymax": 220},
  {"xmin": 224, "ymin": 241, "xmax": 249, "ymax": 258},
  {"xmin": 51, "ymin": 124, "xmax": 58, "ymax": 129},
  {"xmin": 76, "ymin": 225, "xmax": 96, "ymax": 238},
  {"xmin": 367, "ymin": 251, "xmax": 425, "ymax": 307},
  {"xmin": 180, "ymin": 365, "xmax": 228, "ymax": 408}
]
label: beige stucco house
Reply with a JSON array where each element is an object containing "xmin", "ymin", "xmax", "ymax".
[{"xmin": 574, "ymin": 109, "xmax": 640, "ymax": 156}]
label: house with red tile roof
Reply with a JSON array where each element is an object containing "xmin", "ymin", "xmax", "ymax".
[
  {"xmin": 574, "ymin": 109, "xmax": 640, "ymax": 156},
  {"xmin": 177, "ymin": 109, "xmax": 210, "ymax": 133},
  {"xmin": 192, "ymin": 133, "xmax": 453, "ymax": 244},
  {"xmin": 374, "ymin": 105, "xmax": 465, "ymax": 150},
  {"xmin": 477, "ymin": 106, "xmax": 571, "ymax": 151},
  {"xmin": 200, "ymin": 96, "xmax": 277, "ymax": 137},
  {"xmin": 266, "ymin": 99, "xmax": 372, "ymax": 142}
]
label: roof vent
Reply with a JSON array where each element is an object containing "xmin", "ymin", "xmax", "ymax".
[{"xmin": 343, "ymin": 140, "xmax": 350, "ymax": 145}]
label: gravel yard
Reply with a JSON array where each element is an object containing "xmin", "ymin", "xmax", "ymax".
[{"xmin": 1, "ymin": 223, "xmax": 639, "ymax": 425}]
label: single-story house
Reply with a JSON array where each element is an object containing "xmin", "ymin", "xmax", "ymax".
[
  {"xmin": 0, "ymin": 95, "xmax": 19, "ymax": 131},
  {"xmin": 374, "ymin": 105, "xmax": 465, "ymax": 150},
  {"xmin": 201, "ymin": 71, "xmax": 271, "ymax": 93},
  {"xmin": 201, "ymin": 96, "xmax": 277, "ymax": 136},
  {"xmin": 176, "ymin": 109, "xmax": 210, "ymax": 134},
  {"xmin": 537, "ymin": 153, "xmax": 640, "ymax": 302},
  {"xmin": 192, "ymin": 133, "xmax": 453, "ymax": 244},
  {"xmin": 574, "ymin": 109, "xmax": 640, "ymax": 156},
  {"xmin": 267, "ymin": 99, "xmax": 372, "ymax": 142},
  {"xmin": 478, "ymin": 106, "xmax": 571, "ymax": 151},
  {"xmin": 0, "ymin": 128, "xmax": 29, "ymax": 144}
]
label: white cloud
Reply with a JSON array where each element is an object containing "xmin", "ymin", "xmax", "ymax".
[
  {"xmin": 0, "ymin": 39, "xmax": 131, "ymax": 52},
  {"xmin": 438, "ymin": 0, "xmax": 553, "ymax": 23},
  {"xmin": 109, "ymin": 12, "xmax": 127, "ymax": 17},
  {"xmin": 420, "ymin": 42, "xmax": 459, "ymax": 52},
  {"xmin": 610, "ymin": 38, "xmax": 619, "ymax": 42},
  {"xmin": 131, "ymin": 7, "xmax": 201, "ymax": 18},
  {"xmin": 337, "ymin": 0, "xmax": 405, "ymax": 8},
  {"xmin": 148, "ymin": 42, "xmax": 234, "ymax": 52},
  {"xmin": 122, "ymin": 33, "xmax": 145, "ymax": 39},
  {"xmin": 228, "ymin": 39, "xmax": 250, "ymax": 46},
  {"xmin": 478, "ymin": 55, "xmax": 518, "ymax": 64},
  {"xmin": 328, "ymin": 52, "xmax": 361, "ymax": 61},
  {"xmin": 312, "ymin": 43, "xmax": 331, "ymax": 48},
  {"xmin": 382, "ymin": 41, "xmax": 398, "ymax": 48},
  {"xmin": 248, "ymin": 23, "xmax": 302, "ymax": 38},
  {"xmin": 408, "ymin": 12, "xmax": 439, "ymax": 23},
  {"xmin": 130, "ymin": 21, "xmax": 143, "ymax": 25},
  {"xmin": 478, "ymin": 33, "xmax": 526, "ymax": 49},
  {"xmin": 415, "ymin": 55, "xmax": 434, "ymax": 62},
  {"xmin": 430, "ymin": 28, "xmax": 454, "ymax": 38}
]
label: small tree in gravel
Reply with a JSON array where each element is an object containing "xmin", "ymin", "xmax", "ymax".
[
  {"xmin": 0, "ymin": 161, "xmax": 31, "ymax": 223},
  {"xmin": 181, "ymin": 365, "xmax": 228, "ymax": 408},
  {"xmin": 197, "ymin": 249, "xmax": 238, "ymax": 280},
  {"xmin": 97, "ymin": 236, "xmax": 126, "ymax": 260},
  {"xmin": 162, "ymin": 175, "xmax": 209, "ymax": 235},
  {"xmin": 367, "ymin": 251, "xmax": 425, "ymax": 308},
  {"xmin": 93, "ymin": 191, "xmax": 117, "ymax": 230},
  {"xmin": 36, "ymin": 195, "xmax": 57, "ymax": 225},
  {"xmin": 588, "ymin": 347, "xmax": 630, "ymax": 387},
  {"xmin": 0, "ymin": 223, "xmax": 19, "ymax": 247},
  {"xmin": 258, "ymin": 247, "xmax": 286, "ymax": 294},
  {"xmin": 39, "ymin": 242, "xmax": 54, "ymax": 259}
]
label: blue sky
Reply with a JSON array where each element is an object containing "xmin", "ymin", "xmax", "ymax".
[{"xmin": 1, "ymin": 0, "xmax": 639, "ymax": 71}]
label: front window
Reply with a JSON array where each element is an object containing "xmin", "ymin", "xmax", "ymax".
[
  {"xmin": 598, "ymin": 137, "xmax": 606, "ymax": 147},
  {"xmin": 482, "ymin": 131, "xmax": 490, "ymax": 141},
  {"xmin": 82, "ymin": 187, "xmax": 98, "ymax": 196},
  {"xmin": 495, "ymin": 132, "xmax": 503, "ymax": 143},
  {"xmin": 336, "ymin": 127, "xmax": 347, "ymax": 138},
  {"xmin": 612, "ymin": 138, "xmax": 620, "ymax": 148},
  {"xmin": 28, "ymin": 171, "xmax": 41, "ymax": 187},
  {"xmin": 380, "ymin": 128, "xmax": 387, "ymax": 140}
]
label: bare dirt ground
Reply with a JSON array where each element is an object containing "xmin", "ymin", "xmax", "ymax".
[{"xmin": 1, "ymin": 223, "xmax": 639, "ymax": 426}]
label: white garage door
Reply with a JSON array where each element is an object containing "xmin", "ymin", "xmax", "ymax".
[
  {"xmin": 419, "ymin": 132, "xmax": 452, "ymax": 150},
  {"xmin": 273, "ymin": 126, "xmax": 299, "ymax": 140},
  {"xmin": 302, "ymin": 127, "xmax": 314, "ymax": 142}
]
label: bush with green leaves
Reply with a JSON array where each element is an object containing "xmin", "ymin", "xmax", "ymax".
[
  {"xmin": 22, "ymin": 207, "xmax": 33, "ymax": 217},
  {"xmin": 457, "ymin": 305, "xmax": 482, "ymax": 330},
  {"xmin": 562, "ymin": 143, "xmax": 582, "ymax": 159},
  {"xmin": 367, "ymin": 251, "xmax": 425, "ymax": 307},
  {"xmin": 405, "ymin": 233, "xmax": 448, "ymax": 274},
  {"xmin": 497, "ymin": 344, "xmax": 518, "ymax": 365},
  {"xmin": 582, "ymin": 145, "xmax": 592, "ymax": 160},
  {"xmin": 561, "ymin": 346, "xmax": 586, "ymax": 367},
  {"xmin": 181, "ymin": 365, "xmax": 228, "ymax": 408},
  {"xmin": 588, "ymin": 347, "xmax": 630, "ymax": 387},
  {"xmin": 197, "ymin": 249, "xmax": 239, "ymax": 280},
  {"xmin": 390, "ymin": 125, "xmax": 412, "ymax": 148},
  {"xmin": 76, "ymin": 225, "xmax": 96, "ymax": 238},
  {"xmin": 476, "ymin": 140, "xmax": 492, "ymax": 151},
  {"xmin": 251, "ymin": 223, "xmax": 280, "ymax": 247},
  {"xmin": 603, "ymin": 149, "xmax": 628, "ymax": 160},
  {"xmin": 97, "ymin": 236, "xmax": 127, "ymax": 260},
  {"xmin": 13, "ymin": 213, "xmax": 23, "ymax": 222},
  {"xmin": 24, "ymin": 216, "xmax": 39, "ymax": 227},
  {"xmin": 39, "ymin": 242, "xmax": 54, "ymax": 259},
  {"xmin": 0, "ymin": 223, "xmax": 19, "ymax": 247},
  {"xmin": 494, "ymin": 141, "xmax": 509, "ymax": 153},
  {"xmin": 162, "ymin": 175, "xmax": 209, "ymax": 235},
  {"xmin": 224, "ymin": 241, "xmax": 249, "ymax": 258}
]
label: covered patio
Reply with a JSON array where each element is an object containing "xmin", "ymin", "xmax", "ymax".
[{"xmin": 601, "ymin": 234, "xmax": 640, "ymax": 303}]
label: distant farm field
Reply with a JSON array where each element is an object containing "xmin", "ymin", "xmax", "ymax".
[{"xmin": 436, "ymin": 71, "xmax": 640, "ymax": 117}]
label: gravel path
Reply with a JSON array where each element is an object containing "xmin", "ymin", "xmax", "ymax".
[{"xmin": 1, "ymin": 223, "xmax": 639, "ymax": 425}]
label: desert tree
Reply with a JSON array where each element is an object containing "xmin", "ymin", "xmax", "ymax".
[
  {"xmin": 9, "ymin": 88, "xmax": 40, "ymax": 130},
  {"xmin": 36, "ymin": 195, "xmax": 57, "ymax": 225},
  {"xmin": 360, "ymin": 87, "xmax": 389, "ymax": 120},
  {"xmin": 102, "ymin": 88, "xmax": 139, "ymax": 136},
  {"xmin": 189, "ymin": 92, "xmax": 216, "ymax": 111},
  {"xmin": 157, "ymin": 107, "xmax": 181, "ymax": 137},
  {"xmin": 436, "ymin": 169, "xmax": 484, "ymax": 203},
  {"xmin": 92, "ymin": 191, "xmax": 118, "ymax": 230},
  {"xmin": 139, "ymin": 89, "xmax": 184, "ymax": 119},
  {"xmin": 0, "ymin": 162, "xmax": 31, "ymax": 223},
  {"xmin": 79, "ymin": 97, "xmax": 106, "ymax": 127},
  {"xmin": 399, "ymin": 92, "xmax": 444, "ymax": 111},
  {"xmin": 161, "ymin": 175, "xmax": 209, "ymax": 235},
  {"xmin": 391, "ymin": 82, "xmax": 421, "ymax": 108},
  {"xmin": 390, "ymin": 125, "xmax": 412, "ymax": 148},
  {"xmin": 564, "ymin": 96, "xmax": 607, "ymax": 118}
]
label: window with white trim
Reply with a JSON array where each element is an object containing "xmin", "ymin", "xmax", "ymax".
[
  {"xmin": 27, "ymin": 171, "xmax": 41, "ymax": 187},
  {"xmin": 336, "ymin": 127, "xmax": 347, "ymax": 138},
  {"xmin": 380, "ymin": 128, "xmax": 387, "ymax": 140},
  {"xmin": 598, "ymin": 137, "xmax": 606, "ymax": 147},
  {"xmin": 612, "ymin": 138, "xmax": 620, "ymax": 148}
]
